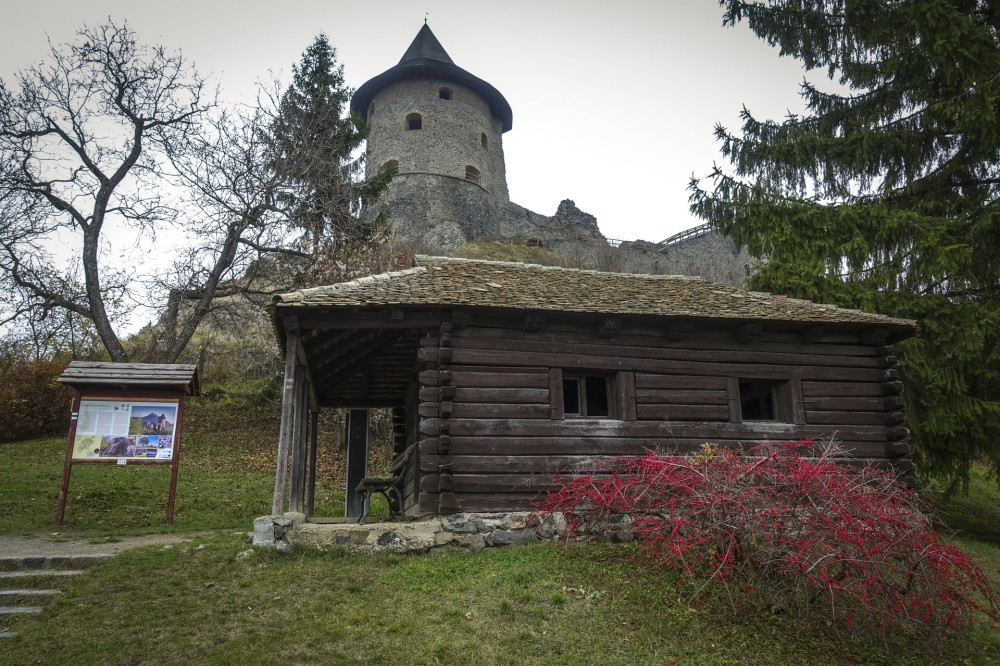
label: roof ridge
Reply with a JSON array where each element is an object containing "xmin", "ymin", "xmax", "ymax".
[{"xmin": 415, "ymin": 255, "xmax": 707, "ymax": 282}]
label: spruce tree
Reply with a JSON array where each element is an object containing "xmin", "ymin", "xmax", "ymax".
[
  {"xmin": 271, "ymin": 34, "xmax": 391, "ymax": 259},
  {"xmin": 689, "ymin": 0, "xmax": 1000, "ymax": 488}
]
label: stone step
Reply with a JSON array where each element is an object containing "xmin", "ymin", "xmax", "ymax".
[
  {"xmin": 0, "ymin": 606, "xmax": 42, "ymax": 616},
  {"xmin": 0, "ymin": 570, "xmax": 84, "ymax": 580},
  {"xmin": 0, "ymin": 589, "xmax": 61, "ymax": 605},
  {"xmin": 0, "ymin": 554, "xmax": 113, "ymax": 572}
]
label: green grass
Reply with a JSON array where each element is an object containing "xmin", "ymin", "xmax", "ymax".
[
  {"xmin": 2, "ymin": 388, "xmax": 999, "ymax": 663},
  {"xmin": 2, "ymin": 536, "xmax": 997, "ymax": 665},
  {"xmin": 0, "ymin": 384, "xmax": 358, "ymax": 536}
]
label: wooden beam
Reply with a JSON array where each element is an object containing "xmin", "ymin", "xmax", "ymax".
[
  {"xmin": 289, "ymin": 363, "xmax": 308, "ymax": 513},
  {"xmin": 735, "ymin": 323, "xmax": 763, "ymax": 343},
  {"xmin": 597, "ymin": 317, "xmax": 622, "ymax": 338},
  {"xmin": 524, "ymin": 313, "xmax": 547, "ymax": 332},
  {"xmin": 272, "ymin": 325, "xmax": 299, "ymax": 516},
  {"xmin": 798, "ymin": 325, "xmax": 825, "ymax": 344},
  {"xmin": 665, "ymin": 320, "xmax": 695, "ymax": 341},
  {"xmin": 315, "ymin": 330, "xmax": 407, "ymax": 391}
]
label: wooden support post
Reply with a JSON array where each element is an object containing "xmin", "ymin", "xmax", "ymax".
[
  {"xmin": 55, "ymin": 391, "xmax": 82, "ymax": 525},
  {"xmin": 289, "ymin": 362, "xmax": 308, "ymax": 513},
  {"xmin": 165, "ymin": 395, "xmax": 187, "ymax": 525},
  {"xmin": 272, "ymin": 324, "xmax": 299, "ymax": 516},
  {"xmin": 344, "ymin": 409, "xmax": 369, "ymax": 519},
  {"xmin": 306, "ymin": 409, "xmax": 318, "ymax": 519}
]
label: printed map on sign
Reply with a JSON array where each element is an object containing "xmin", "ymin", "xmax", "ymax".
[{"xmin": 72, "ymin": 399, "xmax": 178, "ymax": 461}]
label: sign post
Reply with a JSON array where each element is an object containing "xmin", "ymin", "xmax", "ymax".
[{"xmin": 55, "ymin": 362, "xmax": 199, "ymax": 526}]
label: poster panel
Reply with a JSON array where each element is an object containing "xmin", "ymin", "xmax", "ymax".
[{"xmin": 71, "ymin": 399, "xmax": 179, "ymax": 462}]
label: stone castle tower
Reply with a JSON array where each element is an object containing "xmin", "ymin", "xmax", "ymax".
[
  {"xmin": 351, "ymin": 24, "xmax": 515, "ymax": 250},
  {"xmin": 352, "ymin": 24, "xmax": 749, "ymax": 286}
]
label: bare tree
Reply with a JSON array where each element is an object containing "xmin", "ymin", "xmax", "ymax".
[{"xmin": 0, "ymin": 21, "xmax": 208, "ymax": 362}]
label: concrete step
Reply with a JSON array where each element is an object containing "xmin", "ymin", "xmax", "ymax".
[
  {"xmin": 0, "ymin": 606, "xmax": 42, "ymax": 616},
  {"xmin": 0, "ymin": 589, "xmax": 60, "ymax": 605},
  {"xmin": 0, "ymin": 554, "xmax": 113, "ymax": 571},
  {"xmin": 0, "ymin": 570, "xmax": 83, "ymax": 580}
]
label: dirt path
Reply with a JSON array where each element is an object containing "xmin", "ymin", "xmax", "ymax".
[{"xmin": 0, "ymin": 530, "xmax": 232, "ymax": 557}]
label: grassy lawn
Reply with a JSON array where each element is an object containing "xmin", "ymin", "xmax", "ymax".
[
  {"xmin": 4, "ymin": 535, "xmax": 998, "ymax": 665},
  {"xmin": 2, "ymin": 389, "xmax": 999, "ymax": 663}
]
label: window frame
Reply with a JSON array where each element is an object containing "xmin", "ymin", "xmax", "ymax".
[
  {"xmin": 549, "ymin": 368, "xmax": 630, "ymax": 420},
  {"xmin": 729, "ymin": 377, "xmax": 800, "ymax": 424}
]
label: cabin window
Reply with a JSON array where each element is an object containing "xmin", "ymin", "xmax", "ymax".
[
  {"xmin": 738, "ymin": 379, "xmax": 792, "ymax": 422},
  {"xmin": 406, "ymin": 113, "xmax": 422, "ymax": 130},
  {"xmin": 481, "ymin": 132, "xmax": 488, "ymax": 148},
  {"xmin": 563, "ymin": 374, "xmax": 612, "ymax": 418},
  {"xmin": 439, "ymin": 87, "xmax": 453, "ymax": 100},
  {"xmin": 465, "ymin": 165, "xmax": 480, "ymax": 183}
]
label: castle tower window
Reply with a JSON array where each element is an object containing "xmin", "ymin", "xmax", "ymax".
[
  {"xmin": 439, "ymin": 87, "xmax": 453, "ymax": 100},
  {"xmin": 406, "ymin": 113, "xmax": 422, "ymax": 130},
  {"xmin": 465, "ymin": 165, "xmax": 480, "ymax": 183},
  {"xmin": 481, "ymin": 132, "xmax": 488, "ymax": 149}
]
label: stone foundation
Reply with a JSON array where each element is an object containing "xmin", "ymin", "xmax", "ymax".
[{"xmin": 250, "ymin": 512, "xmax": 568, "ymax": 555}]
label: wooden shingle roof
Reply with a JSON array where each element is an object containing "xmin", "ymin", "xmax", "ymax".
[
  {"xmin": 58, "ymin": 362, "xmax": 200, "ymax": 395},
  {"xmin": 272, "ymin": 256, "xmax": 917, "ymax": 336}
]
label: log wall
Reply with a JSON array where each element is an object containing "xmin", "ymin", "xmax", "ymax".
[{"xmin": 411, "ymin": 313, "xmax": 911, "ymax": 515}]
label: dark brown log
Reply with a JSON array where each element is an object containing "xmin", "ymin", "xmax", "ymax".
[
  {"xmin": 524, "ymin": 313, "xmax": 547, "ymax": 332},
  {"xmin": 419, "ymin": 387, "xmax": 439, "ymax": 402},
  {"xmin": 802, "ymin": 381, "xmax": 884, "ymax": 398},
  {"xmin": 440, "ymin": 322, "xmax": 454, "ymax": 334},
  {"xmin": 880, "ymin": 369, "xmax": 901, "ymax": 381},
  {"xmin": 440, "ymin": 401, "xmax": 453, "ymax": 418},
  {"xmin": 877, "ymin": 355, "xmax": 899, "ymax": 368},
  {"xmin": 735, "ymin": 323, "xmax": 763, "ymax": 343},
  {"xmin": 419, "ymin": 370, "xmax": 439, "ymax": 387},
  {"xmin": 420, "ymin": 417, "xmax": 889, "ymax": 441},
  {"xmin": 884, "ymin": 396, "xmax": 906, "ymax": 410},
  {"xmin": 438, "ymin": 492, "xmax": 461, "ymax": 513},
  {"xmin": 439, "ymin": 434, "xmax": 451, "ymax": 454},
  {"xmin": 665, "ymin": 320, "xmax": 695, "ymax": 341},
  {"xmin": 635, "ymin": 374, "xmax": 729, "ymax": 391},
  {"xmin": 440, "ymin": 333, "xmax": 453, "ymax": 347},
  {"xmin": 418, "ymin": 403, "xmax": 439, "ymax": 418},
  {"xmin": 798, "ymin": 325, "xmax": 825, "ymax": 344},
  {"xmin": 635, "ymin": 389, "xmax": 728, "ymax": 405},
  {"xmin": 439, "ymin": 471, "xmax": 454, "ymax": 492},
  {"xmin": 450, "ymin": 347, "xmax": 881, "ymax": 382},
  {"xmin": 802, "ymin": 396, "xmax": 894, "ymax": 411},
  {"xmin": 885, "ymin": 411, "xmax": 906, "ymax": 426},
  {"xmin": 421, "ymin": 473, "xmax": 439, "ymax": 493},
  {"xmin": 417, "ymin": 347, "xmax": 438, "ymax": 363},
  {"xmin": 887, "ymin": 426, "xmax": 909, "ymax": 441},
  {"xmin": 438, "ymin": 347, "xmax": 453, "ymax": 364},
  {"xmin": 453, "ymin": 387, "xmax": 548, "ymax": 404},
  {"xmin": 549, "ymin": 368, "xmax": 564, "ymax": 420},
  {"xmin": 440, "ymin": 370, "xmax": 453, "ymax": 385},
  {"xmin": 452, "ymin": 333, "xmax": 879, "ymax": 370},
  {"xmin": 807, "ymin": 411, "xmax": 887, "ymax": 426},
  {"xmin": 450, "ymin": 403, "xmax": 551, "ymax": 419},
  {"xmin": 598, "ymin": 317, "xmax": 622, "ymax": 338},
  {"xmin": 881, "ymin": 381, "xmax": 905, "ymax": 395},
  {"xmin": 637, "ymin": 404, "xmax": 729, "ymax": 421},
  {"xmin": 618, "ymin": 371, "xmax": 637, "ymax": 421},
  {"xmin": 885, "ymin": 441, "xmax": 910, "ymax": 458},
  {"xmin": 440, "ymin": 385, "xmax": 457, "ymax": 400},
  {"xmin": 451, "ymin": 371, "xmax": 549, "ymax": 389},
  {"xmin": 859, "ymin": 327, "xmax": 889, "ymax": 345}
]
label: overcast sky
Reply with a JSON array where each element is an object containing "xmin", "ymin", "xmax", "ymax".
[{"xmin": 0, "ymin": 0, "xmax": 812, "ymax": 243}]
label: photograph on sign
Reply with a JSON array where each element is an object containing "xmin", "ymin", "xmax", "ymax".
[{"xmin": 72, "ymin": 399, "xmax": 179, "ymax": 461}]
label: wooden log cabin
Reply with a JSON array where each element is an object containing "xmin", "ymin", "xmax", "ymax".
[{"xmin": 267, "ymin": 256, "xmax": 917, "ymax": 519}]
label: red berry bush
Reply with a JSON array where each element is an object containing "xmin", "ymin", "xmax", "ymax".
[{"xmin": 534, "ymin": 439, "xmax": 1000, "ymax": 635}]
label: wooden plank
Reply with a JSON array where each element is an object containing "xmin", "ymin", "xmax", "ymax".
[
  {"xmin": 451, "ymin": 333, "xmax": 879, "ymax": 369},
  {"xmin": 452, "ymin": 388, "xmax": 549, "ymax": 404},
  {"xmin": 272, "ymin": 327, "xmax": 299, "ymax": 516},
  {"xmin": 449, "ymin": 348, "xmax": 881, "ymax": 382},
  {"xmin": 636, "ymin": 404, "xmax": 730, "ymax": 421},
  {"xmin": 548, "ymin": 368, "xmax": 563, "ymax": 420},
  {"xmin": 802, "ymin": 381, "xmax": 884, "ymax": 398},
  {"xmin": 635, "ymin": 374, "xmax": 729, "ymax": 390},
  {"xmin": 423, "ymin": 435, "xmax": 891, "ymax": 457},
  {"xmin": 460, "ymin": 323, "xmax": 878, "ymax": 358},
  {"xmin": 619, "ymin": 371, "xmax": 637, "ymax": 421},
  {"xmin": 450, "ymin": 403, "xmax": 551, "ymax": 419},
  {"xmin": 806, "ymin": 411, "xmax": 887, "ymax": 426},
  {"xmin": 452, "ymin": 371, "xmax": 549, "ymax": 388},
  {"xmin": 803, "ymin": 396, "xmax": 896, "ymax": 411},
  {"xmin": 635, "ymin": 389, "xmax": 728, "ymax": 405}
]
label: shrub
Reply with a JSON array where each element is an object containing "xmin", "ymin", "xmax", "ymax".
[
  {"xmin": 534, "ymin": 439, "xmax": 1000, "ymax": 636},
  {"xmin": 0, "ymin": 359, "xmax": 74, "ymax": 442}
]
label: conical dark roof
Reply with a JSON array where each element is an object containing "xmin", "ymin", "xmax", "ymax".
[{"xmin": 351, "ymin": 24, "xmax": 513, "ymax": 132}]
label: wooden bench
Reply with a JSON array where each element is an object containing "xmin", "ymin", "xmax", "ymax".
[{"xmin": 354, "ymin": 445, "xmax": 414, "ymax": 525}]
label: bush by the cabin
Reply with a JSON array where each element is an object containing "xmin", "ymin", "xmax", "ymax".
[
  {"xmin": 0, "ymin": 359, "xmax": 74, "ymax": 442},
  {"xmin": 535, "ymin": 439, "xmax": 1000, "ymax": 637}
]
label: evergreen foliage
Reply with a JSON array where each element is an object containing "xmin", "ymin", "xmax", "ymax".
[
  {"xmin": 689, "ymin": 0, "xmax": 1000, "ymax": 487},
  {"xmin": 270, "ymin": 34, "xmax": 394, "ymax": 258}
]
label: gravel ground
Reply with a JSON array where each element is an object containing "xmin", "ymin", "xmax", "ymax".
[{"xmin": 0, "ymin": 531, "xmax": 231, "ymax": 558}]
